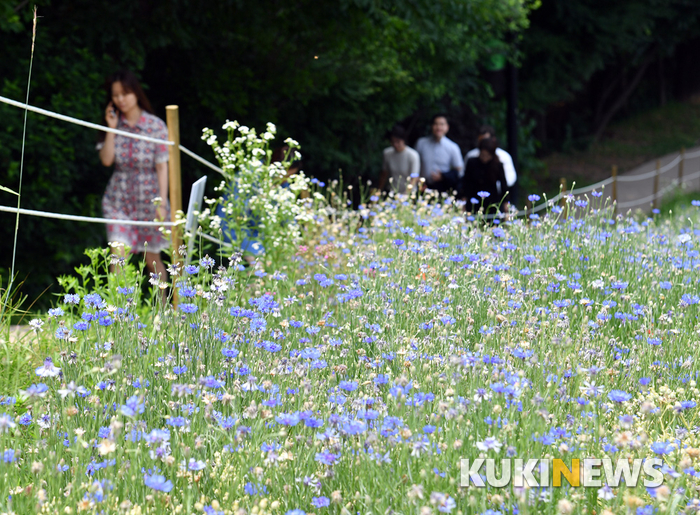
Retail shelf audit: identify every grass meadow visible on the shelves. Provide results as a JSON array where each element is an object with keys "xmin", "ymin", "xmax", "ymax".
[{"xmin": 1, "ymin": 188, "xmax": 700, "ymax": 515}]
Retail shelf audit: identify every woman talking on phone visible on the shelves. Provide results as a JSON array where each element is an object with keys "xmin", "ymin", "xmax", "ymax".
[{"xmin": 97, "ymin": 70, "xmax": 169, "ymax": 280}]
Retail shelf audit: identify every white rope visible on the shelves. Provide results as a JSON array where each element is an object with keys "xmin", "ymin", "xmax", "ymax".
[
  {"xmin": 0, "ymin": 95, "xmax": 229, "ymax": 176},
  {"xmin": 683, "ymin": 149, "xmax": 700, "ymax": 159},
  {"xmin": 179, "ymin": 145, "xmax": 224, "ymax": 174},
  {"xmin": 617, "ymin": 156, "xmax": 681, "ymax": 182},
  {"xmin": 617, "ymin": 184, "xmax": 676, "ymax": 209},
  {"xmin": 200, "ymin": 232, "xmax": 232, "ymax": 247},
  {"xmin": 616, "ymin": 169, "xmax": 700, "ymax": 209},
  {"xmin": 680, "ymin": 170, "xmax": 700, "ymax": 182},
  {"xmin": 0, "ymin": 205, "xmax": 183, "ymax": 226},
  {"xmin": 570, "ymin": 176, "xmax": 615, "ymax": 194},
  {"xmin": 0, "ymin": 95, "xmax": 174, "ymax": 146}
]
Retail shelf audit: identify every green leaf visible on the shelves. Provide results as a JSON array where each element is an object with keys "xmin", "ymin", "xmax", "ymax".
[{"xmin": 0, "ymin": 185, "xmax": 18, "ymax": 196}]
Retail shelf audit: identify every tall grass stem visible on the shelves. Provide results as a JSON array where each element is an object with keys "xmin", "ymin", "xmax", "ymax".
[{"xmin": 1, "ymin": 7, "xmax": 38, "ymax": 323}]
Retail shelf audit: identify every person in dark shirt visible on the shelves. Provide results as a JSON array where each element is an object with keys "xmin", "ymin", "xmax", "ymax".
[{"xmin": 460, "ymin": 136, "xmax": 509, "ymax": 214}]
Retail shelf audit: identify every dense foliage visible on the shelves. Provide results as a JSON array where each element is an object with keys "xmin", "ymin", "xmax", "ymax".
[
  {"xmin": 0, "ymin": 0, "xmax": 533, "ymax": 309},
  {"xmin": 2, "ymin": 189, "xmax": 700, "ymax": 512},
  {"xmin": 519, "ymin": 0, "xmax": 700, "ymax": 148}
]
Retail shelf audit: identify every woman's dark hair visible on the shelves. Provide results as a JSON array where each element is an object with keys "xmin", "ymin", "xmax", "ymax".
[
  {"xmin": 478, "ymin": 124, "xmax": 495, "ymax": 137},
  {"xmin": 478, "ymin": 136, "xmax": 503, "ymax": 183},
  {"xmin": 105, "ymin": 69, "xmax": 154, "ymax": 115},
  {"xmin": 99, "ymin": 70, "xmax": 154, "ymax": 142}
]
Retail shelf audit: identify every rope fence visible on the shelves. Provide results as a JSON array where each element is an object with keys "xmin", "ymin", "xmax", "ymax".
[
  {"xmin": 2, "ymin": 94, "xmax": 700, "ymax": 231},
  {"xmin": 0, "ymin": 205, "xmax": 181, "ymax": 226}
]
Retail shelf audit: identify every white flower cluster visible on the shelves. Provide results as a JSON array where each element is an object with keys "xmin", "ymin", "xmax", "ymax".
[{"xmin": 199, "ymin": 122, "xmax": 328, "ymax": 255}]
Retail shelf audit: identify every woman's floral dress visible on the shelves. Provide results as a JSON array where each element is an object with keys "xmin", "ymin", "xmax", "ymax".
[{"xmin": 99, "ymin": 112, "xmax": 170, "ymax": 253}]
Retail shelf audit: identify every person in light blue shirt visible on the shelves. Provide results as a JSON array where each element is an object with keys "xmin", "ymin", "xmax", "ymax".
[{"xmin": 415, "ymin": 114, "xmax": 464, "ymax": 193}]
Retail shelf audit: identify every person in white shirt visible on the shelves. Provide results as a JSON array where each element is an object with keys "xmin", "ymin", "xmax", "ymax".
[
  {"xmin": 415, "ymin": 114, "xmax": 464, "ymax": 193},
  {"xmin": 378, "ymin": 125, "xmax": 420, "ymax": 194},
  {"xmin": 465, "ymin": 125, "xmax": 517, "ymax": 203}
]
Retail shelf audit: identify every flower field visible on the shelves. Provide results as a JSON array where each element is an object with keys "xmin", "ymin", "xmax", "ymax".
[{"xmin": 3, "ymin": 191, "xmax": 700, "ymax": 515}]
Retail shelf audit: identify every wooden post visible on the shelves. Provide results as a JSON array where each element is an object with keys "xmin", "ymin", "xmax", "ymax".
[
  {"xmin": 560, "ymin": 177, "xmax": 568, "ymax": 217},
  {"xmin": 679, "ymin": 147, "xmax": 685, "ymax": 183},
  {"xmin": 653, "ymin": 159, "xmax": 660, "ymax": 211},
  {"xmin": 611, "ymin": 165, "xmax": 618, "ymax": 214},
  {"xmin": 166, "ymin": 105, "xmax": 183, "ymax": 307}
]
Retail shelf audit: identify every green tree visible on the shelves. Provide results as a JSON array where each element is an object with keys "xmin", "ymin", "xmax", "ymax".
[
  {"xmin": 0, "ymin": 0, "xmax": 535, "ymax": 308},
  {"xmin": 519, "ymin": 0, "xmax": 700, "ymax": 144}
]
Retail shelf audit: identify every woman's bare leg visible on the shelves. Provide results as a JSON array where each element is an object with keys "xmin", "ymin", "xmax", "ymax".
[{"xmin": 145, "ymin": 251, "xmax": 169, "ymax": 303}]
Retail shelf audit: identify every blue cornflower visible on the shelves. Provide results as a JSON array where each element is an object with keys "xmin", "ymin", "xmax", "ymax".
[
  {"xmin": 184, "ymin": 265, "xmax": 199, "ymax": 275},
  {"xmin": 608, "ymin": 390, "xmax": 632, "ymax": 403},
  {"xmin": 244, "ymin": 482, "xmax": 268, "ymax": 495},
  {"xmin": 73, "ymin": 321, "xmax": 90, "ymax": 331},
  {"xmin": 84, "ymin": 293, "xmax": 104, "ymax": 309},
  {"xmin": 166, "ymin": 417, "xmax": 188, "ymax": 427},
  {"xmin": 275, "ymin": 412, "xmax": 301, "ymax": 426},
  {"xmin": 200, "ymin": 256, "xmax": 215, "ymax": 269},
  {"xmin": 179, "ymin": 303, "xmax": 198, "ymax": 314},
  {"xmin": 143, "ymin": 474, "xmax": 173, "ymax": 492},
  {"xmin": 680, "ymin": 400, "xmax": 697, "ymax": 410},
  {"xmin": 21, "ymin": 383, "xmax": 49, "ymax": 399},
  {"xmin": 48, "ymin": 308, "xmax": 64, "ymax": 318},
  {"xmin": 650, "ymin": 442, "xmax": 674, "ymax": 455},
  {"xmin": 338, "ymin": 381, "xmax": 358, "ymax": 391},
  {"xmin": 528, "ymin": 194, "xmax": 541, "ymax": 202},
  {"xmin": 36, "ymin": 357, "xmax": 61, "ymax": 378},
  {"xmin": 341, "ymin": 419, "xmax": 366, "ymax": 435},
  {"xmin": 63, "ymin": 293, "xmax": 80, "ymax": 305},
  {"xmin": 179, "ymin": 286, "xmax": 197, "ymax": 298},
  {"xmin": 311, "ymin": 497, "xmax": 330, "ymax": 508},
  {"xmin": 200, "ymin": 376, "xmax": 224, "ymax": 389},
  {"xmin": 221, "ymin": 347, "xmax": 239, "ymax": 358},
  {"xmin": 187, "ymin": 459, "xmax": 206, "ymax": 471},
  {"xmin": 315, "ymin": 450, "xmax": 340, "ymax": 465},
  {"xmin": 249, "ymin": 318, "xmax": 267, "ymax": 333},
  {"xmin": 120, "ymin": 395, "xmax": 145, "ymax": 417},
  {"xmin": 477, "ymin": 191, "xmax": 490, "ymax": 198},
  {"xmin": 54, "ymin": 327, "xmax": 72, "ymax": 340},
  {"xmin": 3, "ymin": 449, "xmax": 16, "ymax": 463}
]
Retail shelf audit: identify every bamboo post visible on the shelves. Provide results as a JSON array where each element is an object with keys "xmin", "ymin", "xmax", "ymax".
[
  {"xmin": 560, "ymin": 177, "xmax": 568, "ymax": 217},
  {"xmin": 611, "ymin": 165, "xmax": 618, "ymax": 214},
  {"xmin": 653, "ymin": 159, "xmax": 660, "ymax": 211},
  {"xmin": 166, "ymin": 105, "xmax": 183, "ymax": 307},
  {"xmin": 679, "ymin": 147, "xmax": 685, "ymax": 184}
]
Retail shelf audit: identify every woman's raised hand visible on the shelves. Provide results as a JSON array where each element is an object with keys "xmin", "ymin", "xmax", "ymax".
[{"xmin": 105, "ymin": 102, "xmax": 118, "ymax": 129}]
